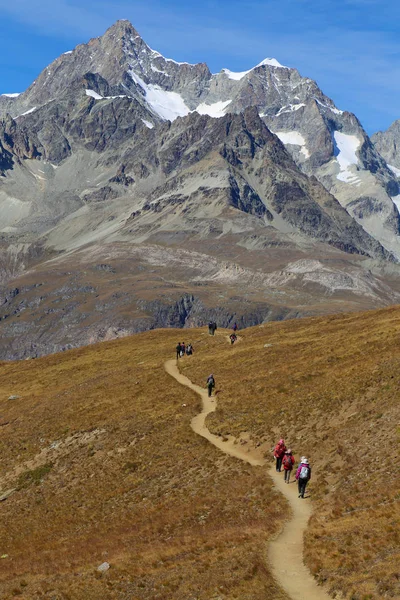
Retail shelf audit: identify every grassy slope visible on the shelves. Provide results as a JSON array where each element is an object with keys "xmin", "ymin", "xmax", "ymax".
[
  {"xmin": 0, "ymin": 306, "xmax": 399, "ymax": 599},
  {"xmin": 181, "ymin": 308, "xmax": 400, "ymax": 600},
  {"xmin": 0, "ymin": 330, "xmax": 289, "ymax": 600}
]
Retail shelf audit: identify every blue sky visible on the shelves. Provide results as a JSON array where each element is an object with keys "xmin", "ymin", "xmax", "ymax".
[{"xmin": 0, "ymin": 0, "xmax": 399, "ymax": 134}]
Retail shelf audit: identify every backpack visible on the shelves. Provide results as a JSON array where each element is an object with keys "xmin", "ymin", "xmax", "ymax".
[
  {"xmin": 283, "ymin": 454, "xmax": 292, "ymax": 469},
  {"xmin": 207, "ymin": 377, "xmax": 215, "ymax": 387},
  {"xmin": 299, "ymin": 465, "xmax": 310, "ymax": 479}
]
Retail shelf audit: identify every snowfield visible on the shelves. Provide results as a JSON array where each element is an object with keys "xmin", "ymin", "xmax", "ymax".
[
  {"xmin": 195, "ymin": 100, "xmax": 232, "ymax": 118},
  {"xmin": 274, "ymin": 131, "xmax": 310, "ymax": 158},
  {"xmin": 333, "ymin": 131, "xmax": 361, "ymax": 185},
  {"xmin": 129, "ymin": 70, "xmax": 191, "ymax": 121}
]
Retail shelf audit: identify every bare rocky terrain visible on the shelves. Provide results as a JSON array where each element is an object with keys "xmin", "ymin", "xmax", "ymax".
[{"xmin": 1, "ymin": 20, "xmax": 400, "ymax": 358}]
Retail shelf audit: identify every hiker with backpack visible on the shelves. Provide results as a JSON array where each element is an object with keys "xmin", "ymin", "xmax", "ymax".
[
  {"xmin": 295, "ymin": 457, "xmax": 311, "ymax": 498},
  {"xmin": 180, "ymin": 342, "xmax": 186, "ymax": 357},
  {"xmin": 274, "ymin": 439, "xmax": 287, "ymax": 472},
  {"xmin": 206, "ymin": 374, "xmax": 215, "ymax": 397},
  {"xmin": 282, "ymin": 449, "xmax": 295, "ymax": 483},
  {"xmin": 186, "ymin": 343, "xmax": 194, "ymax": 356},
  {"xmin": 176, "ymin": 342, "xmax": 182, "ymax": 359},
  {"xmin": 230, "ymin": 333, "xmax": 237, "ymax": 345}
]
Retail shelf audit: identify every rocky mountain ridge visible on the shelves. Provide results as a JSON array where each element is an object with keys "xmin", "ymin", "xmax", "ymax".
[{"xmin": 2, "ymin": 20, "xmax": 399, "ymax": 254}]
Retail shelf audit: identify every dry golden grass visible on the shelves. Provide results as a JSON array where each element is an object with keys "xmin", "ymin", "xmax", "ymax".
[
  {"xmin": 181, "ymin": 307, "xmax": 400, "ymax": 600},
  {"xmin": 0, "ymin": 330, "xmax": 289, "ymax": 600}
]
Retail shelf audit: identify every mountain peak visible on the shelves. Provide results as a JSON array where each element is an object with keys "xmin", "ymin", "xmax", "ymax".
[
  {"xmin": 104, "ymin": 19, "xmax": 140, "ymax": 37},
  {"xmin": 256, "ymin": 58, "xmax": 289, "ymax": 69}
]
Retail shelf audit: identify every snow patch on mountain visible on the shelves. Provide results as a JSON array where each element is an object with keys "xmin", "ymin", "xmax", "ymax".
[
  {"xmin": 147, "ymin": 47, "xmax": 193, "ymax": 66},
  {"xmin": 274, "ymin": 131, "xmax": 310, "ymax": 158},
  {"xmin": 221, "ymin": 57, "xmax": 289, "ymax": 81},
  {"xmin": 275, "ymin": 104, "xmax": 306, "ymax": 117},
  {"xmin": 222, "ymin": 68, "xmax": 251, "ymax": 81},
  {"xmin": 150, "ymin": 65, "xmax": 170, "ymax": 76},
  {"xmin": 256, "ymin": 58, "xmax": 289, "ymax": 69},
  {"xmin": 391, "ymin": 196, "xmax": 400, "ymax": 213},
  {"xmin": 86, "ymin": 89, "xmax": 128, "ymax": 102},
  {"xmin": 314, "ymin": 98, "xmax": 343, "ymax": 116},
  {"xmin": 16, "ymin": 107, "xmax": 37, "ymax": 118},
  {"xmin": 195, "ymin": 100, "xmax": 232, "ymax": 118},
  {"xmin": 142, "ymin": 119, "xmax": 154, "ymax": 129},
  {"xmin": 129, "ymin": 70, "xmax": 190, "ymax": 121},
  {"xmin": 333, "ymin": 132, "xmax": 361, "ymax": 184},
  {"xmin": 86, "ymin": 89, "xmax": 103, "ymax": 100},
  {"xmin": 388, "ymin": 164, "xmax": 400, "ymax": 178},
  {"xmin": 1, "ymin": 93, "xmax": 21, "ymax": 98}
]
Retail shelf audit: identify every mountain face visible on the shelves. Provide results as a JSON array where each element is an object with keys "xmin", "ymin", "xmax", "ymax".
[
  {"xmin": 372, "ymin": 120, "xmax": 400, "ymax": 176},
  {"xmin": 1, "ymin": 20, "xmax": 400, "ymax": 358},
  {"xmin": 2, "ymin": 20, "xmax": 399, "ymax": 254}
]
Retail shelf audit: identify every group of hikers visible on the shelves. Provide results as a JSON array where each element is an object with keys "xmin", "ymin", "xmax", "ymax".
[
  {"xmin": 173, "ymin": 330, "xmax": 312, "ymax": 499},
  {"xmin": 176, "ymin": 342, "xmax": 194, "ymax": 359},
  {"xmin": 274, "ymin": 438, "xmax": 311, "ymax": 498}
]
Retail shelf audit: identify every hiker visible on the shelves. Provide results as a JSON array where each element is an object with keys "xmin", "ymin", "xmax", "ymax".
[
  {"xmin": 186, "ymin": 343, "xmax": 193, "ymax": 356},
  {"xmin": 176, "ymin": 342, "xmax": 182, "ymax": 359},
  {"xmin": 230, "ymin": 333, "xmax": 237, "ymax": 345},
  {"xmin": 296, "ymin": 457, "xmax": 311, "ymax": 498},
  {"xmin": 233, "ymin": 322, "xmax": 238, "ymax": 332},
  {"xmin": 274, "ymin": 439, "xmax": 287, "ymax": 472},
  {"xmin": 180, "ymin": 342, "xmax": 186, "ymax": 357},
  {"xmin": 208, "ymin": 322, "xmax": 214, "ymax": 335},
  {"xmin": 206, "ymin": 374, "xmax": 215, "ymax": 397},
  {"xmin": 210, "ymin": 321, "xmax": 217, "ymax": 335},
  {"xmin": 282, "ymin": 449, "xmax": 295, "ymax": 483}
]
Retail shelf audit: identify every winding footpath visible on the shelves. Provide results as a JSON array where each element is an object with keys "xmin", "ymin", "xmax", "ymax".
[{"xmin": 165, "ymin": 359, "xmax": 332, "ymax": 600}]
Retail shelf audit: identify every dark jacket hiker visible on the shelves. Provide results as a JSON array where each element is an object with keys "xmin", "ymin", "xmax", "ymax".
[{"xmin": 206, "ymin": 374, "xmax": 215, "ymax": 397}]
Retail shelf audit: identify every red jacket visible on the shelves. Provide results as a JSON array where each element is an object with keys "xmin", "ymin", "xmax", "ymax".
[
  {"xmin": 282, "ymin": 454, "xmax": 295, "ymax": 470},
  {"xmin": 274, "ymin": 443, "xmax": 286, "ymax": 458}
]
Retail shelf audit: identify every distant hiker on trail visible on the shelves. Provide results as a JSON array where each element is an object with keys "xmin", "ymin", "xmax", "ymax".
[
  {"xmin": 176, "ymin": 343, "xmax": 182, "ymax": 359},
  {"xmin": 230, "ymin": 333, "xmax": 237, "ymax": 345},
  {"xmin": 208, "ymin": 322, "xmax": 217, "ymax": 336},
  {"xmin": 180, "ymin": 342, "xmax": 186, "ymax": 357},
  {"xmin": 186, "ymin": 343, "xmax": 194, "ymax": 356},
  {"xmin": 233, "ymin": 322, "xmax": 238, "ymax": 332},
  {"xmin": 296, "ymin": 457, "xmax": 311, "ymax": 498},
  {"xmin": 282, "ymin": 449, "xmax": 295, "ymax": 483},
  {"xmin": 274, "ymin": 439, "xmax": 287, "ymax": 472},
  {"xmin": 206, "ymin": 374, "xmax": 215, "ymax": 397}
]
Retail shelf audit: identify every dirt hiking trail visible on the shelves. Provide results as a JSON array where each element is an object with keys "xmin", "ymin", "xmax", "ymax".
[{"xmin": 165, "ymin": 359, "xmax": 332, "ymax": 600}]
